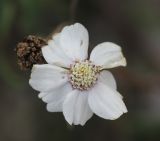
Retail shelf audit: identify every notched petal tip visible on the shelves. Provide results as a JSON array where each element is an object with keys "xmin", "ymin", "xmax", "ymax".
[
  {"xmin": 122, "ymin": 57, "xmax": 127, "ymax": 67},
  {"xmin": 88, "ymin": 82, "xmax": 127, "ymax": 120},
  {"xmin": 90, "ymin": 42, "xmax": 127, "ymax": 69},
  {"xmin": 111, "ymin": 106, "xmax": 128, "ymax": 120},
  {"xmin": 62, "ymin": 90, "xmax": 93, "ymax": 126},
  {"xmin": 46, "ymin": 104, "xmax": 53, "ymax": 112},
  {"xmin": 29, "ymin": 78, "xmax": 38, "ymax": 92}
]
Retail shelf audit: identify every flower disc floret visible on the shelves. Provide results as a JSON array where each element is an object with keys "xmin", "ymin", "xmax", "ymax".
[{"xmin": 69, "ymin": 60, "xmax": 101, "ymax": 90}]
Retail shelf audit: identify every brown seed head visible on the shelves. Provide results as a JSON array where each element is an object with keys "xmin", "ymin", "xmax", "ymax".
[{"xmin": 15, "ymin": 35, "xmax": 47, "ymax": 70}]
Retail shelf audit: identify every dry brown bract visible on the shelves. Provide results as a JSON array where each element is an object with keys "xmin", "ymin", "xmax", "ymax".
[{"xmin": 15, "ymin": 35, "xmax": 47, "ymax": 70}]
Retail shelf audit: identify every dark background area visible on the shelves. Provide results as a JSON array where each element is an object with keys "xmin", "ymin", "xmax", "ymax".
[{"xmin": 1, "ymin": 0, "xmax": 160, "ymax": 141}]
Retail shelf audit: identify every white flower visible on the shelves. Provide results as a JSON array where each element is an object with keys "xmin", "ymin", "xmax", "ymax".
[{"xmin": 29, "ymin": 23, "xmax": 127, "ymax": 126}]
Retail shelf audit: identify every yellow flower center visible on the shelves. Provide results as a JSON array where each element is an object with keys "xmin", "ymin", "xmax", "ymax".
[{"xmin": 69, "ymin": 60, "xmax": 101, "ymax": 90}]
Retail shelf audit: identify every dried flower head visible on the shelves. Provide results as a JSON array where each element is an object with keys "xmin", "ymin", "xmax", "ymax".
[{"xmin": 15, "ymin": 35, "xmax": 47, "ymax": 70}]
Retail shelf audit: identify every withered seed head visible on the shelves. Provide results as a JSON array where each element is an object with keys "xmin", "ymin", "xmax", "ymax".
[{"xmin": 15, "ymin": 35, "xmax": 47, "ymax": 70}]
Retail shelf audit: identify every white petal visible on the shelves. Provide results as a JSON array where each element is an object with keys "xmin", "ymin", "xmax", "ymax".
[
  {"xmin": 60, "ymin": 23, "xmax": 89, "ymax": 60},
  {"xmin": 88, "ymin": 82, "xmax": 127, "ymax": 120},
  {"xmin": 99, "ymin": 70, "xmax": 123, "ymax": 99},
  {"xmin": 40, "ymin": 91, "xmax": 65, "ymax": 112},
  {"xmin": 45, "ymin": 83, "xmax": 72, "ymax": 112},
  {"xmin": 41, "ymin": 83, "xmax": 72, "ymax": 112},
  {"xmin": 40, "ymin": 82, "xmax": 71, "ymax": 103},
  {"xmin": 63, "ymin": 90, "xmax": 93, "ymax": 126},
  {"xmin": 42, "ymin": 34, "xmax": 72, "ymax": 68},
  {"xmin": 29, "ymin": 64, "xmax": 68, "ymax": 92},
  {"xmin": 99, "ymin": 70, "xmax": 117, "ymax": 89},
  {"xmin": 90, "ymin": 42, "xmax": 127, "ymax": 69}
]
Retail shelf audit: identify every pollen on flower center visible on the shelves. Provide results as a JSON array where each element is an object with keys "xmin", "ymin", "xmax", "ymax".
[{"xmin": 69, "ymin": 60, "xmax": 101, "ymax": 91}]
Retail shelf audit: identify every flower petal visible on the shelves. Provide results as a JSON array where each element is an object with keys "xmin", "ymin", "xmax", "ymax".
[
  {"xmin": 45, "ymin": 83, "xmax": 72, "ymax": 112},
  {"xmin": 99, "ymin": 70, "xmax": 117, "ymax": 90},
  {"xmin": 29, "ymin": 64, "xmax": 68, "ymax": 92},
  {"xmin": 60, "ymin": 23, "xmax": 89, "ymax": 60},
  {"xmin": 90, "ymin": 42, "xmax": 127, "ymax": 69},
  {"xmin": 99, "ymin": 70, "xmax": 123, "ymax": 99},
  {"xmin": 39, "ymin": 82, "xmax": 71, "ymax": 103},
  {"xmin": 63, "ymin": 90, "xmax": 93, "ymax": 126},
  {"xmin": 42, "ymin": 34, "xmax": 72, "ymax": 68},
  {"xmin": 40, "ymin": 83, "xmax": 72, "ymax": 112},
  {"xmin": 40, "ymin": 91, "xmax": 65, "ymax": 112},
  {"xmin": 88, "ymin": 82, "xmax": 127, "ymax": 120}
]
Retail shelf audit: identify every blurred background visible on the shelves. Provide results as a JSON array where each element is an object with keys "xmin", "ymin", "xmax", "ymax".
[{"xmin": 1, "ymin": 0, "xmax": 160, "ymax": 141}]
